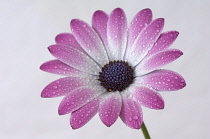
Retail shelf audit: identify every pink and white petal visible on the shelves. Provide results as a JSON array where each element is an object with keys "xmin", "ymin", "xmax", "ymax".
[
  {"xmin": 126, "ymin": 18, "xmax": 164, "ymax": 66},
  {"xmin": 99, "ymin": 92, "xmax": 122, "ymax": 127},
  {"xmin": 146, "ymin": 31, "xmax": 179, "ymax": 58},
  {"xmin": 128, "ymin": 85, "xmax": 164, "ymax": 109},
  {"xmin": 107, "ymin": 8, "xmax": 127, "ymax": 61},
  {"xmin": 48, "ymin": 44, "xmax": 100, "ymax": 75},
  {"xmin": 55, "ymin": 33, "xmax": 85, "ymax": 53},
  {"xmin": 41, "ymin": 77, "xmax": 87, "ymax": 98},
  {"xmin": 135, "ymin": 49, "xmax": 183, "ymax": 75},
  {"xmin": 120, "ymin": 93, "xmax": 143, "ymax": 129},
  {"xmin": 58, "ymin": 82, "xmax": 106, "ymax": 115},
  {"xmin": 125, "ymin": 9, "xmax": 152, "ymax": 57},
  {"xmin": 40, "ymin": 60, "xmax": 90, "ymax": 77},
  {"xmin": 92, "ymin": 10, "xmax": 109, "ymax": 47},
  {"xmin": 70, "ymin": 98, "xmax": 100, "ymax": 129},
  {"xmin": 135, "ymin": 69, "xmax": 186, "ymax": 91},
  {"xmin": 70, "ymin": 19, "xmax": 108, "ymax": 66}
]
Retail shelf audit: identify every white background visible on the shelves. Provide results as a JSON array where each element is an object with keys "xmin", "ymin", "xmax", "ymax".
[{"xmin": 1, "ymin": 0, "xmax": 210, "ymax": 139}]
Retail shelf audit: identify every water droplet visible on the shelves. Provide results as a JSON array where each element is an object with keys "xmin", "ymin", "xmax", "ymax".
[
  {"xmin": 181, "ymin": 79, "xmax": 185, "ymax": 83},
  {"xmin": 133, "ymin": 116, "xmax": 138, "ymax": 120}
]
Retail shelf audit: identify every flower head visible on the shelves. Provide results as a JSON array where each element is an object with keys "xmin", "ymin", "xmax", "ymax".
[{"xmin": 40, "ymin": 8, "xmax": 186, "ymax": 129}]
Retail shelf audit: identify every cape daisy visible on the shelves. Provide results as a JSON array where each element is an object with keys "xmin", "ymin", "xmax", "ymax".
[{"xmin": 40, "ymin": 8, "xmax": 186, "ymax": 129}]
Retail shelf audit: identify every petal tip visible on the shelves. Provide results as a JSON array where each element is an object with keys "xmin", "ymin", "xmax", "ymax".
[
  {"xmin": 175, "ymin": 31, "xmax": 179, "ymax": 36},
  {"xmin": 70, "ymin": 19, "xmax": 79, "ymax": 28},
  {"xmin": 171, "ymin": 31, "xmax": 179, "ymax": 39},
  {"xmin": 143, "ymin": 8, "xmax": 152, "ymax": 13},
  {"xmin": 41, "ymin": 92, "xmax": 45, "ymax": 98},
  {"xmin": 176, "ymin": 49, "xmax": 183, "ymax": 56},
  {"xmin": 93, "ymin": 10, "xmax": 107, "ymax": 16},
  {"xmin": 55, "ymin": 34, "xmax": 61, "ymax": 44},
  {"xmin": 159, "ymin": 103, "xmax": 165, "ymax": 109},
  {"xmin": 114, "ymin": 7, "xmax": 123, "ymax": 11},
  {"xmin": 58, "ymin": 110, "xmax": 64, "ymax": 115},
  {"xmin": 41, "ymin": 90, "xmax": 48, "ymax": 98},
  {"xmin": 70, "ymin": 125, "xmax": 78, "ymax": 130},
  {"xmin": 55, "ymin": 33, "xmax": 69, "ymax": 44},
  {"xmin": 70, "ymin": 119, "xmax": 80, "ymax": 130},
  {"xmin": 159, "ymin": 18, "xmax": 165, "ymax": 23},
  {"xmin": 105, "ymin": 123, "xmax": 112, "ymax": 127},
  {"xmin": 181, "ymin": 79, "xmax": 187, "ymax": 88},
  {"xmin": 48, "ymin": 45, "xmax": 54, "ymax": 52},
  {"xmin": 40, "ymin": 63, "xmax": 44, "ymax": 71},
  {"xmin": 40, "ymin": 62, "xmax": 49, "ymax": 71},
  {"xmin": 102, "ymin": 121, "xmax": 113, "ymax": 127},
  {"xmin": 112, "ymin": 8, "xmax": 125, "ymax": 15},
  {"xmin": 153, "ymin": 18, "xmax": 164, "ymax": 25},
  {"xmin": 58, "ymin": 107, "xmax": 66, "ymax": 115}
]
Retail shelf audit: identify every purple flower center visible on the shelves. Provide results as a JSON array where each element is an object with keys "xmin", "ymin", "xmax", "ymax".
[{"xmin": 99, "ymin": 60, "xmax": 134, "ymax": 92}]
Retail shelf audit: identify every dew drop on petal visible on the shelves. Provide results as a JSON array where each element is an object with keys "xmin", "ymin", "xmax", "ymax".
[
  {"xmin": 53, "ymin": 86, "xmax": 58, "ymax": 89},
  {"xmin": 133, "ymin": 115, "xmax": 139, "ymax": 120}
]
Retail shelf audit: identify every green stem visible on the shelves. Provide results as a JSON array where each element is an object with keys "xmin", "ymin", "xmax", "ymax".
[{"xmin": 141, "ymin": 122, "xmax": 151, "ymax": 139}]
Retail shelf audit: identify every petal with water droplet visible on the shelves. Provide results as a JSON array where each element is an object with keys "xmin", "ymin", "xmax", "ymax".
[
  {"xmin": 129, "ymin": 85, "xmax": 164, "ymax": 109},
  {"xmin": 120, "ymin": 92, "xmax": 143, "ymax": 129},
  {"xmin": 70, "ymin": 19, "xmax": 109, "ymax": 66},
  {"xmin": 55, "ymin": 33, "xmax": 85, "ymax": 53},
  {"xmin": 145, "ymin": 31, "xmax": 179, "ymax": 58},
  {"xmin": 135, "ymin": 49, "xmax": 183, "ymax": 75},
  {"xmin": 99, "ymin": 92, "xmax": 122, "ymax": 127},
  {"xmin": 107, "ymin": 8, "xmax": 127, "ymax": 61},
  {"xmin": 41, "ymin": 77, "xmax": 89, "ymax": 98},
  {"xmin": 40, "ymin": 60, "xmax": 91, "ymax": 77},
  {"xmin": 125, "ymin": 9, "xmax": 152, "ymax": 57},
  {"xmin": 126, "ymin": 18, "xmax": 164, "ymax": 66},
  {"xmin": 92, "ymin": 10, "xmax": 109, "ymax": 47},
  {"xmin": 135, "ymin": 69, "xmax": 186, "ymax": 91},
  {"xmin": 58, "ymin": 83, "xmax": 105, "ymax": 115},
  {"xmin": 70, "ymin": 98, "xmax": 100, "ymax": 129},
  {"xmin": 48, "ymin": 44, "xmax": 100, "ymax": 75}
]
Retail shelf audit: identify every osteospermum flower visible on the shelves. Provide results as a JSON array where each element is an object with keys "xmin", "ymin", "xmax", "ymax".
[{"xmin": 40, "ymin": 8, "xmax": 186, "ymax": 129}]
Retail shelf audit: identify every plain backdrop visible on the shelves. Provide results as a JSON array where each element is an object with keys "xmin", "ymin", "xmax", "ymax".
[{"xmin": 1, "ymin": 0, "xmax": 210, "ymax": 139}]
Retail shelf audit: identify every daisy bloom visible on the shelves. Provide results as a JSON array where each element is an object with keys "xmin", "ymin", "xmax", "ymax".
[{"xmin": 40, "ymin": 8, "xmax": 186, "ymax": 131}]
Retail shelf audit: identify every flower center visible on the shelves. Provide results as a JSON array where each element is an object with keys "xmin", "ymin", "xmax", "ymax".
[{"xmin": 99, "ymin": 60, "xmax": 134, "ymax": 92}]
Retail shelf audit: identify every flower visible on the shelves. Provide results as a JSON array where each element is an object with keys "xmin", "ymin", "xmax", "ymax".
[{"xmin": 40, "ymin": 8, "xmax": 186, "ymax": 129}]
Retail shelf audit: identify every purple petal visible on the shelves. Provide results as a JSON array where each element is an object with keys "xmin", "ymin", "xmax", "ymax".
[
  {"xmin": 99, "ymin": 92, "xmax": 122, "ymax": 127},
  {"xmin": 136, "ymin": 49, "xmax": 183, "ymax": 75},
  {"xmin": 120, "ymin": 94, "xmax": 143, "ymax": 129},
  {"xmin": 107, "ymin": 8, "xmax": 127, "ymax": 61},
  {"xmin": 70, "ymin": 19, "xmax": 108, "ymax": 66},
  {"xmin": 48, "ymin": 44, "xmax": 100, "ymax": 75},
  {"xmin": 92, "ymin": 10, "xmax": 109, "ymax": 47},
  {"xmin": 55, "ymin": 33, "xmax": 85, "ymax": 53},
  {"xmin": 146, "ymin": 31, "xmax": 179, "ymax": 57},
  {"xmin": 40, "ymin": 60, "xmax": 89, "ymax": 77},
  {"xmin": 58, "ymin": 84, "xmax": 105, "ymax": 115},
  {"xmin": 70, "ymin": 98, "xmax": 100, "ymax": 129},
  {"xmin": 41, "ymin": 77, "xmax": 87, "ymax": 98},
  {"xmin": 129, "ymin": 85, "xmax": 164, "ymax": 109},
  {"xmin": 135, "ymin": 69, "xmax": 186, "ymax": 91},
  {"xmin": 125, "ymin": 9, "xmax": 152, "ymax": 57},
  {"xmin": 126, "ymin": 18, "xmax": 164, "ymax": 66}
]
